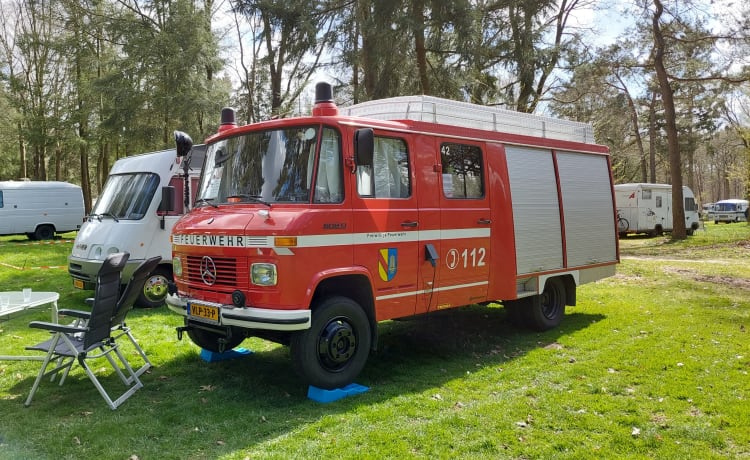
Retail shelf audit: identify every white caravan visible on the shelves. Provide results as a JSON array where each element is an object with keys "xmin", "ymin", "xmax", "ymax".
[
  {"xmin": 711, "ymin": 199, "xmax": 749, "ymax": 223},
  {"xmin": 0, "ymin": 181, "xmax": 84, "ymax": 239},
  {"xmin": 615, "ymin": 183, "xmax": 700, "ymax": 237},
  {"xmin": 68, "ymin": 146, "xmax": 205, "ymax": 307}
]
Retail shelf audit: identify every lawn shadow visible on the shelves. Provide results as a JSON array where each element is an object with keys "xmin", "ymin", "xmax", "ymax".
[{"xmin": 0, "ymin": 304, "xmax": 605, "ymax": 458}]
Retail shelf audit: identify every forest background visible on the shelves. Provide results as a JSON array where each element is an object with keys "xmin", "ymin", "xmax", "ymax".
[{"xmin": 0, "ymin": 0, "xmax": 749, "ymax": 229}]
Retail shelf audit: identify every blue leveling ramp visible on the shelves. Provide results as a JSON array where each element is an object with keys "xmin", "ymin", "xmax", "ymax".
[
  {"xmin": 307, "ymin": 383, "xmax": 370, "ymax": 403},
  {"xmin": 200, "ymin": 347, "xmax": 253, "ymax": 362}
]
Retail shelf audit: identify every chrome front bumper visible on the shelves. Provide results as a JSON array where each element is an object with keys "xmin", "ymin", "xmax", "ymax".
[{"xmin": 166, "ymin": 294, "xmax": 311, "ymax": 331}]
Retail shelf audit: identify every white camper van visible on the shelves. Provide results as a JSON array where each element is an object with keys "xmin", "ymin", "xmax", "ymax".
[
  {"xmin": 68, "ymin": 146, "xmax": 205, "ymax": 307},
  {"xmin": 615, "ymin": 183, "xmax": 700, "ymax": 237},
  {"xmin": 0, "ymin": 181, "xmax": 84, "ymax": 239},
  {"xmin": 712, "ymin": 199, "xmax": 749, "ymax": 223}
]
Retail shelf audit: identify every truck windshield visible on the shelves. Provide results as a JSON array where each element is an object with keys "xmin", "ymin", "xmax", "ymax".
[
  {"xmin": 91, "ymin": 173, "xmax": 160, "ymax": 220},
  {"xmin": 197, "ymin": 125, "xmax": 343, "ymax": 205}
]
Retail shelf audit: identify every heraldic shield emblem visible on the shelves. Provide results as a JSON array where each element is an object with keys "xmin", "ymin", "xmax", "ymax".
[{"xmin": 378, "ymin": 248, "xmax": 397, "ymax": 282}]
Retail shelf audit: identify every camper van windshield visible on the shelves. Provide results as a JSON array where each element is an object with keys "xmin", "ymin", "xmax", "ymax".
[
  {"xmin": 196, "ymin": 126, "xmax": 342, "ymax": 205},
  {"xmin": 91, "ymin": 173, "xmax": 160, "ymax": 220},
  {"xmin": 715, "ymin": 202, "xmax": 737, "ymax": 212}
]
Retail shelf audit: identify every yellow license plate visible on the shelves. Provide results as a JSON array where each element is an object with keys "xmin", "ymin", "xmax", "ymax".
[
  {"xmin": 73, "ymin": 279, "xmax": 84, "ymax": 289},
  {"xmin": 188, "ymin": 302, "xmax": 220, "ymax": 323}
]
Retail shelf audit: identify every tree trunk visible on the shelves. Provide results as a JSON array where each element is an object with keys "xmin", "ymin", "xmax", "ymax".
[
  {"xmin": 18, "ymin": 122, "xmax": 27, "ymax": 180},
  {"xmin": 651, "ymin": 0, "xmax": 686, "ymax": 240},
  {"xmin": 648, "ymin": 92, "xmax": 657, "ymax": 182},
  {"xmin": 412, "ymin": 0, "xmax": 430, "ymax": 95}
]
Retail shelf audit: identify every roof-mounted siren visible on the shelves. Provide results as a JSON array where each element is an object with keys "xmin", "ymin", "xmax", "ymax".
[
  {"xmin": 312, "ymin": 82, "xmax": 338, "ymax": 116},
  {"xmin": 218, "ymin": 107, "xmax": 237, "ymax": 133}
]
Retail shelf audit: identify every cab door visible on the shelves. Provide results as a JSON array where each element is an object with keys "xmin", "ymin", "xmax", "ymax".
[
  {"xmin": 351, "ymin": 132, "xmax": 419, "ymax": 321},
  {"xmin": 433, "ymin": 140, "xmax": 491, "ymax": 309}
]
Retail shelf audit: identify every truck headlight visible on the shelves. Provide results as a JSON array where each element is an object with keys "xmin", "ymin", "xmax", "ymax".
[
  {"xmin": 251, "ymin": 263, "xmax": 277, "ymax": 286},
  {"xmin": 173, "ymin": 256, "xmax": 183, "ymax": 277}
]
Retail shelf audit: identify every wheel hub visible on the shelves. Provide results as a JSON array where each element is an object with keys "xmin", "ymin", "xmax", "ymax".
[
  {"xmin": 319, "ymin": 320, "xmax": 356, "ymax": 366},
  {"xmin": 144, "ymin": 275, "xmax": 168, "ymax": 302}
]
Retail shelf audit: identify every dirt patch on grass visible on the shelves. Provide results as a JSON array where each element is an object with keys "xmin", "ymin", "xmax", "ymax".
[{"xmin": 662, "ymin": 266, "xmax": 750, "ymax": 290}]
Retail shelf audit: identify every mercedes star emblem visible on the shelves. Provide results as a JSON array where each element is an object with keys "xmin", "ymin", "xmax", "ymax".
[{"xmin": 200, "ymin": 256, "xmax": 217, "ymax": 285}]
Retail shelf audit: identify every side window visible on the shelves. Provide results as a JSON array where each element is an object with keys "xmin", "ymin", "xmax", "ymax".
[
  {"xmin": 642, "ymin": 190, "xmax": 652, "ymax": 200},
  {"xmin": 357, "ymin": 136, "xmax": 410, "ymax": 198},
  {"xmin": 440, "ymin": 142, "xmax": 484, "ymax": 199},
  {"xmin": 656, "ymin": 196, "xmax": 662, "ymax": 208},
  {"xmin": 684, "ymin": 197, "xmax": 696, "ymax": 212},
  {"xmin": 0, "ymin": 191, "xmax": 3, "ymax": 208},
  {"xmin": 313, "ymin": 127, "xmax": 343, "ymax": 203}
]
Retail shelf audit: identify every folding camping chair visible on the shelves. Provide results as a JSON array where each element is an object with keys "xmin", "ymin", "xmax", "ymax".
[
  {"xmin": 23, "ymin": 252, "xmax": 143, "ymax": 410},
  {"xmin": 59, "ymin": 256, "xmax": 162, "ymax": 381}
]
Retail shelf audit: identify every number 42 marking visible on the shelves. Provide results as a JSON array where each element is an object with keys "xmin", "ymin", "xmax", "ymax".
[{"xmin": 446, "ymin": 247, "xmax": 486, "ymax": 269}]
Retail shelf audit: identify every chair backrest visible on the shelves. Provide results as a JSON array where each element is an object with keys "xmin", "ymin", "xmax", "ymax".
[
  {"xmin": 84, "ymin": 252, "xmax": 129, "ymax": 350},
  {"xmin": 111, "ymin": 256, "xmax": 162, "ymax": 325}
]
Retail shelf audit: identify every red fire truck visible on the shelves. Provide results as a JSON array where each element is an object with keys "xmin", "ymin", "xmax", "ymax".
[{"xmin": 167, "ymin": 82, "xmax": 619, "ymax": 389}]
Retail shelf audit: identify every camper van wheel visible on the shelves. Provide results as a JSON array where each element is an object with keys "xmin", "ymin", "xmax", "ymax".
[
  {"xmin": 34, "ymin": 225, "xmax": 55, "ymax": 240},
  {"xmin": 525, "ymin": 278, "xmax": 566, "ymax": 331},
  {"xmin": 137, "ymin": 267, "xmax": 171, "ymax": 308},
  {"xmin": 290, "ymin": 296, "xmax": 371, "ymax": 390}
]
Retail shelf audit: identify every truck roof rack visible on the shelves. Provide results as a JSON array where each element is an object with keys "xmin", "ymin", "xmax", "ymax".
[{"xmin": 343, "ymin": 95, "xmax": 594, "ymax": 144}]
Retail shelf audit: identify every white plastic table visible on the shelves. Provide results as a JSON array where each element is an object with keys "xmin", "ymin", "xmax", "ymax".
[{"xmin": 0, "ymin": 291, "xmax": 60, "ymax": 361}]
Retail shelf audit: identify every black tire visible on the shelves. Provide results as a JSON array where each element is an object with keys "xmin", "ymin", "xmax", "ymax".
[
  {"xmin": 187, "ymin": 324, "xmax": 245, "ymax": 352},
  {"xmin": 34, "ymin": 225, "xmax": 55, "ymax": 240},
  {"xmin": 290, "ymin": 296, "xmax": 371, "ymax": 389},
  {"xmin": 136, "ymin": 266, "xmax": 171, "ymax": 308},
  {"xmin": 524, "ymin": 278, "xmax": 566, "ymax": 332}
]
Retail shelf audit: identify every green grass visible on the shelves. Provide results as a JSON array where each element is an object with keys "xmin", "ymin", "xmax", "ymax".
[{"xmin": 1, "ymin": 225, "xmax": 749, "ymax": 459}]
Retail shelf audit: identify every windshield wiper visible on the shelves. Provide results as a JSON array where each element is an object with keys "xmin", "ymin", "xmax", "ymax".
[
  {"xmin": 194, "ymin": 198, "xmax": 218, "ymax": 208},
  {"xmin": 225, "ymin": 194, "xmax": 272, "ymax": 208}
]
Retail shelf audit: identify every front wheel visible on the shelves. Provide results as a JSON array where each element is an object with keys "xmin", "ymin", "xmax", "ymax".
[
  {"xmin": 137, "ymin": 266, "xmax": 171, "ymax": 308},
  {"xmin": 290, "ymin": 296, "xmax": 371, "ymax": 389},
  {"xmin": 525, "ymin": 277, "xmax": 566, "ymax": 331}
]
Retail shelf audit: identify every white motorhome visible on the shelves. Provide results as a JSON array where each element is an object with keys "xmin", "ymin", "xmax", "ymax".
[
  {"xmin": 68, "ymin": 146, "xmax": 205, "ymax": 307},
  {"xmin": 712, "ymin": 199, "xmax": 749, "ymax": 223},
  {"xmin": 615, "ymin": 183, "xmax": 700, "ymax": 237},
  {"xmin": 0, "ymin": 181, "xmax": 84, "ymax": 239}
]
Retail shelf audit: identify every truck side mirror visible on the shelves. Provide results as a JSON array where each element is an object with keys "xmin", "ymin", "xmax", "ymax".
[
  {"xmin": 158, "ymin": 186, "xmax": 175, "ymax": 229},
  {"xmin": 174, "ymin": 131, "xmax": 193, "ymax": 157},
  {"xmin": 160, "ymin": 186, "xmax": 175, "ymax": 212},
  {"xmin": 354, "ymin": 128, "xmax": 374, "ymax": 167}
]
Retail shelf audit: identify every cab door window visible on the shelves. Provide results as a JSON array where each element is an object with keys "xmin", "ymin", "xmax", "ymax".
[{"xmin": 357, "ymin": 136, "xmax": 410, "ymax": 198}]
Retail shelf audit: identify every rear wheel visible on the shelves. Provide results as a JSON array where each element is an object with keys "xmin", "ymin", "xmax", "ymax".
[
  {"xmin": 525, "ymin": 278, "xmax": 566, "ymax": 331},
  {"xmin": 291, "ymin": 296, "xmax": 371, "ymax": 389},
  {"xmin": 34, "ymin": 225, "xmax": 55, "ymax": 240},
  {"xmin": 137, "ymin": 266, "xmax": 171, "ymax": 308}
]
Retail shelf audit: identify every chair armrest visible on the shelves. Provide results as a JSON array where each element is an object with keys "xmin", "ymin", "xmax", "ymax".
[
  {"xmin": 58, "ymin": 309, "xmax": 91, "ymax": 319},
  {"xmin": 29, "ymin": 321, "xmax": 85, "ymax": 334}
]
